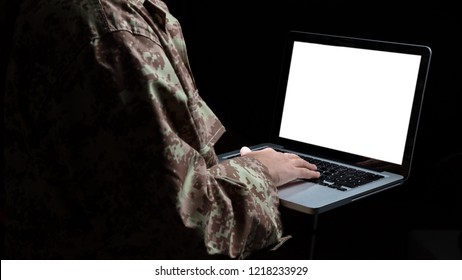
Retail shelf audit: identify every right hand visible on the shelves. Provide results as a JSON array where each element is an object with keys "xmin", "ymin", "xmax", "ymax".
[{"xmin": 240, "ymin": 146, "xmax": 320, "ymax": 187}]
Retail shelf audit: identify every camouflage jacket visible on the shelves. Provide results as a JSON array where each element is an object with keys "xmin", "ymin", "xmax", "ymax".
[{"xmin": 4, "ymin": 0, "xmax": 284, "ymax": 259}]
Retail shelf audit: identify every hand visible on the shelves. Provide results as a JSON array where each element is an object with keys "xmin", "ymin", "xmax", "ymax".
[{"xmin": 240, "ymin": 146, "xmax": 320, "ymax": 187}]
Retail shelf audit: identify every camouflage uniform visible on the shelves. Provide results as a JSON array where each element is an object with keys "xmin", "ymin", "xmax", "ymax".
[{"xmin": 4, "ymin": 0, "xmax": 285, "ymax": 259}]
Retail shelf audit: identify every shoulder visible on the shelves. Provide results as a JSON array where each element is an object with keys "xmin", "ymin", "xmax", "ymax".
[
  {"xmin": 98, "ymin": 0, "xmax": 164, "ymax": 45},
  {"xmin": 15, "ymin": 0, "xmax": 162, "ymax": 45}
]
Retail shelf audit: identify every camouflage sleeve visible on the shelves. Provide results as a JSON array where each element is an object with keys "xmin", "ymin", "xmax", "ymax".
[
  {"xmin": 169, "ymin": 140, "xmax": 285, "ymax": 258},
  {"xmin": 141, "ymin": 48, "xmax": 285, "ymax": 259},
  {"xmin": 206, "ymin": 156, "xmax": 285, "ymax": 258}
]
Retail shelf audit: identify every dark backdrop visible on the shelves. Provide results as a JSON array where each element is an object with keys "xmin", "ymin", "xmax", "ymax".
[
  {"xmin": 168, "ymin": 0, "xmax": 461, "ymax": 162},
  {"xmin": 168, "ymin": 0, "xmax": 462, "ymax": 259}
]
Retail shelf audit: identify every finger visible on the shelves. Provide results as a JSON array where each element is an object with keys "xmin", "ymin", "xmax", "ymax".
[
  {"xmin": 240, "ymin": 146, "xmax": 252, "ymax": 156},
  {"xmin": 284, "ymin": 153, "xmax": 318, "ymax": 169},
  {"xmin": 297, "ymin": 168, "xmax": 321, "ymax": 179},
  {"xmin": 292, "ymin": 158, "xmax": 317, "ymax": 171}
]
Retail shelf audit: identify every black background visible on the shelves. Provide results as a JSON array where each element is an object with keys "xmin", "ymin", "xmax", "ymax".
[
  {"xmin": 3, "ymin": 0, "xmax": 461, "ymax": 259},
  {"xmin": 165, "ymin": 0, "xmax": 461, "ymax": 161},
  {"xmin": 167, "ymin": 0, "xmax": 462, "ymax": 259}
]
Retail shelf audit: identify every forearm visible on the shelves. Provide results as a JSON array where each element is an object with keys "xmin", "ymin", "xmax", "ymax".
[{"xmin": 170, "ymin": 141, "xmax": 283, "ymax": 258}]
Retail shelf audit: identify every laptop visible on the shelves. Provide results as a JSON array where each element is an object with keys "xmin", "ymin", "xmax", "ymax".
[{"xmin": 218, "ymin": 31, "xmax": 432, "ymax": 215}]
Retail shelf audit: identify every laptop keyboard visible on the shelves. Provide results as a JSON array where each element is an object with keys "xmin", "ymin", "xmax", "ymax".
[{"xmin": 300, "ymin": 155, "xmax": 384, "ymax": 191}]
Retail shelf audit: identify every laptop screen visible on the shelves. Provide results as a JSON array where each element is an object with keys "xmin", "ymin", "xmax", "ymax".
[
  {"xmin": 273, "ymin": 31, "xmax": 431, "ymax": 177},
  {"xmin": 279, "ymin": 41, "xmax": 421, "ymax": 165}
]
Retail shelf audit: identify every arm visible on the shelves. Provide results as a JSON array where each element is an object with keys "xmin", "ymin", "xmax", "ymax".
[{"xmin": 63, "ymin": 30, "xmax": 285, "ymax": 258}]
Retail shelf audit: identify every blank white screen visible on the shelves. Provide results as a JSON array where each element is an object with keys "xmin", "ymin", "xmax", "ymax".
[{"xmin": 279, "ymin": 42, "xmax": 421, "ymax": 165}]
